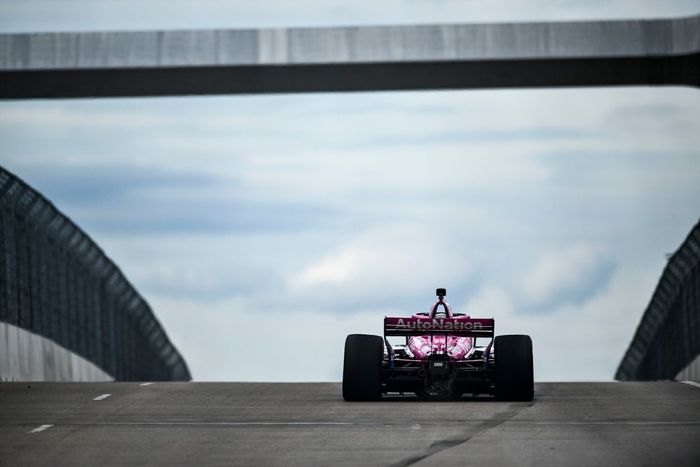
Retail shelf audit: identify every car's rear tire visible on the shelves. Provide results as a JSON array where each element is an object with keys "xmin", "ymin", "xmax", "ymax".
[
  {"xmin": 495, "ymin": 334, "xmax": 534, "ymax": 401},
  {"xmin": 342, "ymin": 334, "xmax": 384, "ymax": 401}
]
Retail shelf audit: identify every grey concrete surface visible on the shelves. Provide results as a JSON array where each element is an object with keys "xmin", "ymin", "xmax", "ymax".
[
  {"xmin": 1, "ymin": 15, "xmax": 698, "ymax": 98},
  {"xmin": 1, "ymin": 382, "xmax": 698, "ymax": 466},
  {"xmin": 0, "ymin": 323, "xmax": 113, "ymax": 382}
]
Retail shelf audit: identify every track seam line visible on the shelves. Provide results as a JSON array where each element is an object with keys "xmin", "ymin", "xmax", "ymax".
[
  {"xmin": 388, "ymin": 404, "xmax": 529, "ymax": 467},
  {"xmin": 45, "ymin": 421, "xmax": 354, "ymax": 426}
]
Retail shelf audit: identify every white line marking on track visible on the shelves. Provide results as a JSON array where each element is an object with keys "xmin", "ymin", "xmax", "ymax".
[
  {"xmin": 139, "ymin": 383, "xmax": 154, "ymax": 386},
  {"xmin": 28, "ymin": 424, "xmax": 53, "ymax": 433},
  {"xmin": 680, "ymin": 381, "xmax": 700, "ymax": 389},
  {"xmin": 508, "ymin": 420, "xmax": 700, "ymax": 426},
  {"xmin": 93, "ymin": 393, "xmax": 112, "ymax": 401},
  {"xmin": 88, "ymin": 421, "xmax": 352, "ymax": 426}
]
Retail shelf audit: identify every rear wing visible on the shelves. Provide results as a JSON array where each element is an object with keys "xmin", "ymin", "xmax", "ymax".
[{"xmin": 384, "ymin": 317, "xmax": 494, "ymax": 338}]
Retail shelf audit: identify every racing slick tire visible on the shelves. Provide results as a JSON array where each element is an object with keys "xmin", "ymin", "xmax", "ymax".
[
  {"xmin": 343, "ymin": 334, "xmax": 384, "ymax": 401},
  {"xmin": 494, "ymin": 334, "xmax": 534, "ymax": 402}
]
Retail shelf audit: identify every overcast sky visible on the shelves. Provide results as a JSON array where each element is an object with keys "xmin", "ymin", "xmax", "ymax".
[{"xmin": 1, "ymin": 1, "xmax": 699, "ymax": 381}]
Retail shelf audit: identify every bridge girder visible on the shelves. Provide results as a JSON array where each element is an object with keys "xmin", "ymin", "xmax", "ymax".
[{"xmin": 1, "ymin": 15, "xmax": 698, "ymax": 99}]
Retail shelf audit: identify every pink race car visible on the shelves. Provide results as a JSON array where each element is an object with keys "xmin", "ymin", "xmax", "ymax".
[{"xmin": 343, "ymin": 288, "xmax": 534, "ymax": 401}]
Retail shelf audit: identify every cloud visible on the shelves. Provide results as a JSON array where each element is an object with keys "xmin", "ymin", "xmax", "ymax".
[
  {"xmin": 463, "ymin": 286, "xmax": 514, "ymax": 317},
  {"xmin": 0, "ymin": 107, "xmax": 173, "ymax": 128},
  {"xmin": 1, "ymin": 0, "xmax": 698, "ymax": 33},
  {"xmin": 1, "ymin": 161, "xmax": 346, "ymax": 236},
  {"xmin": 151, "ymin": 262, "xmax": 657, "ymax": 382},
  {"xmin": 73, "ymin": 198, "xmax": 344, "ymax": 235},
  {"xmin": 294, "ymin": 248, "xmax": 359, "ymax": 286},
  {"xmin": 286, "ymin": 224, "xmax": 481, "ymax": 311},
  {"xmin": 150, "ymin": 296, "xmax": 387, "ymax": 381},
  {"xmin": 461, "ymin": 264, "xmax": 657, "ymax": 381},
  {"xmin": 13, "ymin": 162, "xmax": 220, "ymax": 204},
  {"xmin": 518, "ymin": 243, "xmax": 615, "ymax": 311}
]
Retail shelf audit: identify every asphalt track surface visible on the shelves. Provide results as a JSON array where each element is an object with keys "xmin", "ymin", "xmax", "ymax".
[{"xmin": 1, "ymin": 382, "xmax": 699, "ymax": 466}]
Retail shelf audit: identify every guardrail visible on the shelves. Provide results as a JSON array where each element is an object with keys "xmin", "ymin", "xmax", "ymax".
[
  {"xmin": 0, "ymin": 166, "xmax": 190, "ymax": 381},
  {"xmin": 616, "ymin": 219, "xmax": 700, "ymax": 381}
]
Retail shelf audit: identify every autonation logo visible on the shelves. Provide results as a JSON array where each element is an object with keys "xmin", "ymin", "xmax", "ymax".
[{"xmin": 393, "ymin": 318, "xmax": 484, "ymax": 331}]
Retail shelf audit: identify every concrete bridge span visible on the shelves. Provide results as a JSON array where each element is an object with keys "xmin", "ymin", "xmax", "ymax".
[{"xmin": 1, "ymin": 14, "xmax": 698, "ymax": 99}]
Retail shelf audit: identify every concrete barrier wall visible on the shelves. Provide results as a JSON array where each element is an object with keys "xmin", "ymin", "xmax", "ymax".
[
  {"xmin": 676, "ymin": 353, "xmax": 700, "ymax": 382},
  {"xmin": 0, "ymin": 322, "xmax": 112, "ymax": 382}
]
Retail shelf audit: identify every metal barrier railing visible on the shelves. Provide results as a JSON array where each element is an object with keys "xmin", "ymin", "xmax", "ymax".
[
  {"xmin": 615, "ymin": 218, "xmax": 700, "ymax": 380},
  {"xmin": 0, "ymin": 166, "xmax": 190, "ymax": 381}
]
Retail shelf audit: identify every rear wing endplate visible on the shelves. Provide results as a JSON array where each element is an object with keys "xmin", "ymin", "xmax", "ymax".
[{"xmin": 384, "ymin": 317, "xmax": 494, "ymax": 338}]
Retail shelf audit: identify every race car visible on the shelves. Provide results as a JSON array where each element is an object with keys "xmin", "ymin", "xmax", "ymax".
[{"xmin": 342, "ymin": 288, "xmax": 534, "ymax": 401}]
